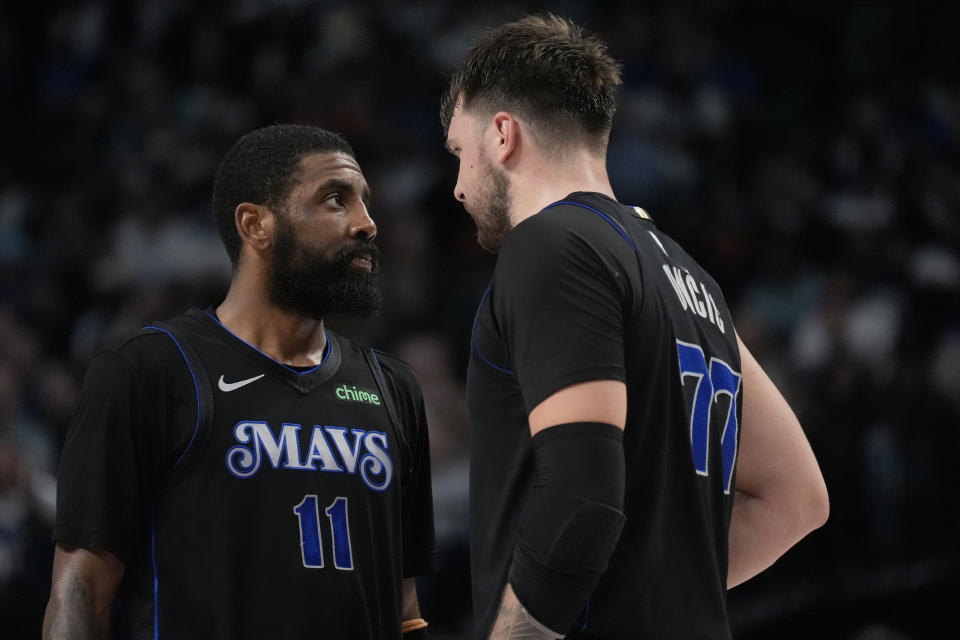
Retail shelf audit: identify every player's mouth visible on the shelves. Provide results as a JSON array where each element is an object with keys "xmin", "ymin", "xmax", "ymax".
[{"xmin": 350, "ymin": 251, "xmax": 374, "ymax": 272}]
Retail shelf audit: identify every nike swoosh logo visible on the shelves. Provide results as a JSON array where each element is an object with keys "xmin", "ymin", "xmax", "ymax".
[{"xmin": 218, "ymin": 374, "xmax": 265, "ymax": 392}]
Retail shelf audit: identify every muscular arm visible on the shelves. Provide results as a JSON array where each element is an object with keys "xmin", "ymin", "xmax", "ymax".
[
  {"xmin": 727, "ymin": 334, "xmax": 829, "ymax": 588},
  {"xmin": 488, "ymin": 380, "xmax": 627, "ymax": 639},
  {"xmin": 43, "ymin": 544, "xmax": 125, "ymax": 640},
  {"xmin": 484, "ymin": 213, "xmax": 635, "ymax": 637},
  {"xmin": 527, "ymin": 380, "xmax": 627, "ymax": 436}
]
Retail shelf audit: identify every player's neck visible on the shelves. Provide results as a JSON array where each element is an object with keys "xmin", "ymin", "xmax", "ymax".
[
  {"xmin": 509, "ymin": 151, "xmax": 615, "ymax": 227},
  {"xmin": 216, "ymin": 273, "xmax": 328, "ymax": 367}
]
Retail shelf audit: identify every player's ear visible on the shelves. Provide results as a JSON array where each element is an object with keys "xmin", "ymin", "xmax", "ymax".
[
  {"xmin": 235, "ymin": 202, "xmax": 275, "ymax": 254},
  {"xmin": 491, "ymin": 112, "xmax": 519, "ymax": 165}
]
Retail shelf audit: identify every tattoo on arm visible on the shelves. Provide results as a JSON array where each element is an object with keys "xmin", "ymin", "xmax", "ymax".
[
  {"xmin": 488, "ymin": 584, "xmax": 562, "ymax": 640},
  {"xmin": 44, "ymin": 569, "xmax": 108, "ymax": 640}
]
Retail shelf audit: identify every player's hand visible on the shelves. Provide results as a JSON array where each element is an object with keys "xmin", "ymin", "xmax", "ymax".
[{"xmin": 488, "ymin": 583, "xmax": 563, "ymax": 640}]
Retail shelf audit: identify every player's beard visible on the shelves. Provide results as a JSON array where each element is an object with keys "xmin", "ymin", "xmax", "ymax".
[
  {"xmin": 268, "ymin": 217, "xmax": 382, "ymax": 320},
  {"xmin": 469, "ymin": 155, "xmax": 513, "ymax": 252}
]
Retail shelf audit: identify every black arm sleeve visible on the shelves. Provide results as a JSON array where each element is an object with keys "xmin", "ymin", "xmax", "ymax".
[
  {"xmin": 376, "ymin": 353, "xmax": 438, "ymax": 577},
  {"xmin": 508, "ymin": 422, "xmax": 626, "ymax": 634},
  {"xmin": 492, "ymin": 207, "xmax": 633, "ymax": 413}
]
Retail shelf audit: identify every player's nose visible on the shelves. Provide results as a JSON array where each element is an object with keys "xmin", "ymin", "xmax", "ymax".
[
  {"xmin": 453, "ymin": 177, "xmax": 466, "ymax": 203},
  {"xmin": 350, "ymin": 202, "xmax": 377, "ymax": 240}
]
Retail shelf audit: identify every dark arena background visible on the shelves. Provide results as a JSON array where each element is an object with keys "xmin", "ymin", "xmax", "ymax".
[{"xmin": 1, "ymin": 1, "xmax": 958, "ymax": 638}]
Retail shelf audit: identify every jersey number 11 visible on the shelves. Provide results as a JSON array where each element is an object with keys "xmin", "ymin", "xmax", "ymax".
[{"xmin": 292, "ymin": 495, "xmax": 355, "ymax": 570}]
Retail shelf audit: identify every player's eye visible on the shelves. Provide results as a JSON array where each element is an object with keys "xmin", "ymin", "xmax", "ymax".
[{"xmin": 326, "ymin": 192, "xmax": 346, "ymax": 207}]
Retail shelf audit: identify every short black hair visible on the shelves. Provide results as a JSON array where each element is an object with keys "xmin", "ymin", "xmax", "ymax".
[
  {"xmin": 212, "ymin": 124, "xmax": 355, "ymax": 265},
  {"xmin": 440, "ymin": 13, "xmax": 622, "ymax": 154}
]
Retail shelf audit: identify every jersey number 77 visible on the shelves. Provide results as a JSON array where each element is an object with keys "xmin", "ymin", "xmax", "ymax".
[{"xmin": 676, "ymin": 340, "xmax": 742, "ymax": 494}]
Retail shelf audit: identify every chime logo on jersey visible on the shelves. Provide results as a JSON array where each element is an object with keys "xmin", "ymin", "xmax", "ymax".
[
  {"xmin": 225, "ymin": 421, "xmax": 393, "ymax": 490},
  {"xmin": 334, "ymin": 383, "xmax": 382, "ymax": 406}
]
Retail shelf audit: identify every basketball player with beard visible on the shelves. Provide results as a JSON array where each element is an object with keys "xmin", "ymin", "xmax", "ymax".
[
  {"xmin": 43, "ymin": 125, "xmax": 436, "ymax": 639},
  {"xmin": 442, "ymin": 15, "xmax": 829, "ymax": 640}
]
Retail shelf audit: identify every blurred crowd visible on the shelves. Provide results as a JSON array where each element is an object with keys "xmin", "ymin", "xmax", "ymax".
[{"xmin": 1, "ymin": 1, "xmax": 958, "ymax": 638}]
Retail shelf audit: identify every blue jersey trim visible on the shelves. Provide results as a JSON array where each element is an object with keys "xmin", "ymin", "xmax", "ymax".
[
  {"xmin": 369, "ymin": 348, "xmax": 385, "ymax": 377},
  {"xmin": 542, "ymin": 200, "xmax": 639, "ymax": 252},
  {"xmin": 580, "ymin": 597, "xmax": 592, "ymax": 632},
  {"xmin": 143, "ymin": 325, "xmax": 200, "ymax": 471},
  {"xmin": 151, "ymin": 506, "xmax": 159, "ymax": 640},
  {"xmin": 202, "ymin": 310, "xmax": 331, "ymax": 374},
  {"xmin": 472, "ymin": 288, "xmax": 514, "ymax": 375}
]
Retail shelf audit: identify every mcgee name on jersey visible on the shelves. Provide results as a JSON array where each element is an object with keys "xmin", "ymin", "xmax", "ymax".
[{"xmin": 225, "ymin": 421, "xmax": 393, "ymax": 491}]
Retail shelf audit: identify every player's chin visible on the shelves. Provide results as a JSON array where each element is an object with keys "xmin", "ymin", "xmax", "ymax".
[
  {"xmin": 335, "ymin": 274, "xmax": 383, "ymax": 317},
  {"xmin": 476, "ymin": 226, "xmax": 507, "ymax": 253},
  {"xmin": 340, "ymin": 292, "xmax": 382, "ymax": 318}
]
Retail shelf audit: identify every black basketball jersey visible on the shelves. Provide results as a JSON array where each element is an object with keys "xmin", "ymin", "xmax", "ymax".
[
  {"xmin": 55, "ymin": 308, "xmax": 436, "ymax": 639},
  {"xmin": 467, "ymin": 192, "xmax": 741, "ymax": 639}
]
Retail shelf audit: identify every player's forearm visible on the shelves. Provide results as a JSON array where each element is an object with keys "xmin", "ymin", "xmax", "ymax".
[
  {"xmin": 488, "ymin": 583, "xmax": 562, "ymax": 640},
  {"xmin": 400, "ymin": 577, "xmax": 431, "ymax": 637},
  {"xmin": 42, "ymin": 572, "xmax": 111, "ymax": 640},
  {"xmin": 726, "ymin": 488, "xmax": 826, "ymax": 588}
]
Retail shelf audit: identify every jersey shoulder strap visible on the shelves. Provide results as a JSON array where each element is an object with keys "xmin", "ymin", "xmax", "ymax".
[
  {"xmin": 142, "ymin": 313, "xmax": 215, "ymax": 489},
  {"xmin": 361, "ymin": 346, "xmax": 415, "ymax": 491}
]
